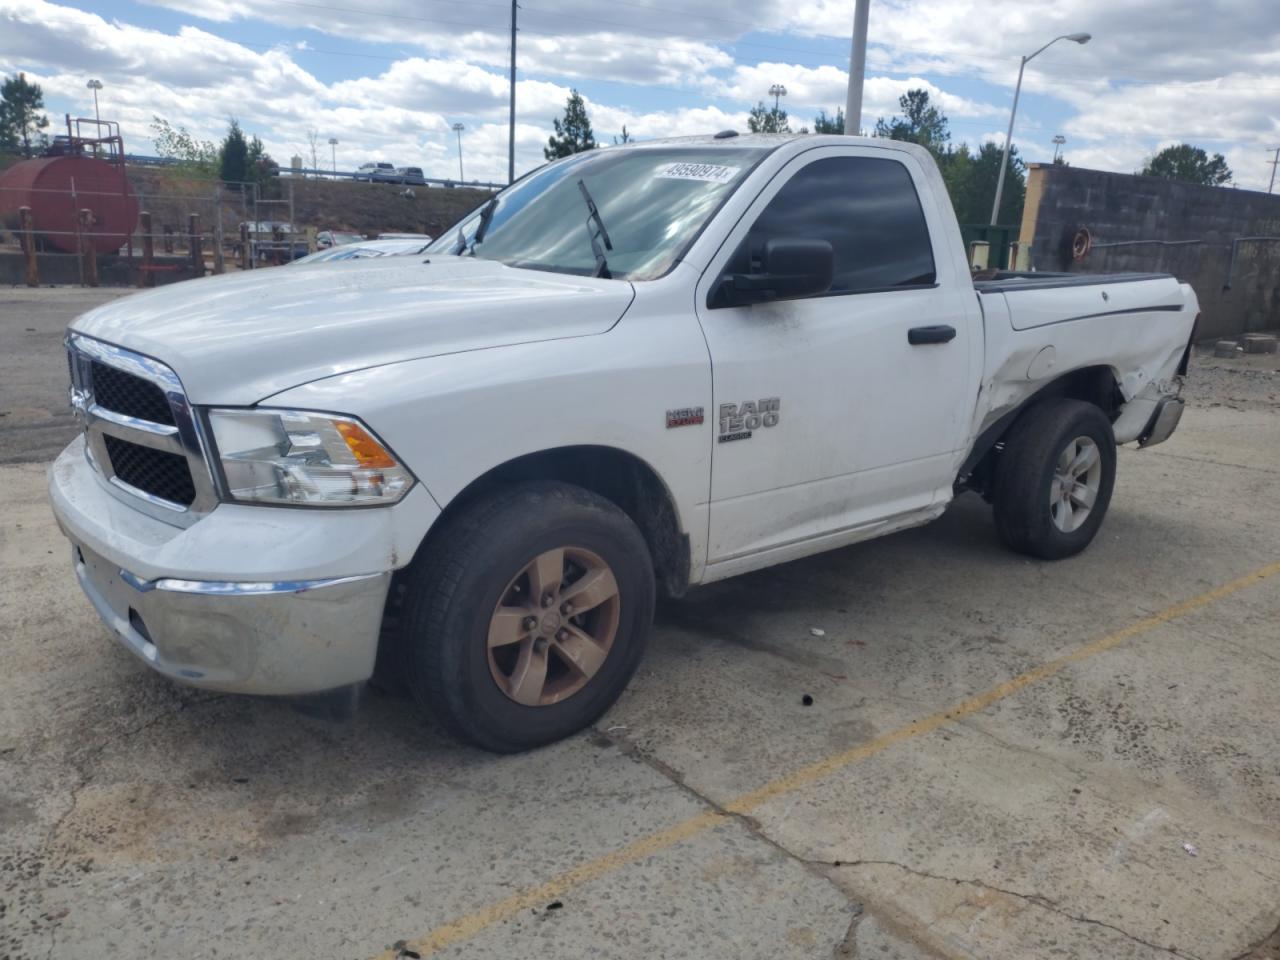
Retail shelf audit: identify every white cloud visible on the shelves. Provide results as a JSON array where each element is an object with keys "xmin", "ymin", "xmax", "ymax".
[{"xmin": 5, "ymin": 0, "xmax": 1280, "ymax": 190}]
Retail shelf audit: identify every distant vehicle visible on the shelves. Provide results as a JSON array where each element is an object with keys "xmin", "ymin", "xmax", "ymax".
[
  {"xmin": 237, "ymin": 220, "xmax": 308, "ymax": 262},
  {"xmin": 397, "ymin": 166, "xmax": 426, "ymax": 185},
  {"xmin": 316, "ymin": 230, "xmax": 365, "ymax": 249},
  {"xmin": 290, "ymin": 238, "xmax": 431, "ymax": 264},
  {"xmin": 357, "ymin": 162, "xmax": 399, "ymax": 183},
  {"xmin": 377, "ymin": 232, "xmax": 434, "ymax": 241}
]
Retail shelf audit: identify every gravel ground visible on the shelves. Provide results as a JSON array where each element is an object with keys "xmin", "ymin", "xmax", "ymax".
[{"xmin": 1185, "ymin": 343, "xmax": 1280, "ymax": 412}]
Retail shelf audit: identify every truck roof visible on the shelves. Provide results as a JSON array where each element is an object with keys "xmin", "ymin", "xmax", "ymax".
[{"xmin": 615, "ymin": 132, "xmax": 934, "ymax": 163}]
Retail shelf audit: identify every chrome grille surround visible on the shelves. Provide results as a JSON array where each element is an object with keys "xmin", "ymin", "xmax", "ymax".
[{"xmin": 66, "ymin": 332, "xmax": 218, "ymax": 527}]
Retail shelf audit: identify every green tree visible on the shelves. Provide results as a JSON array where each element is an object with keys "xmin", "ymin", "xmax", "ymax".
[
  {"xmin": 812, "ymin": 108, "xmax": 845, "ymax": 135},
  {"xmin": 0, "ymin": 73, "xmax": 50, "ymax": 156},
  {"xmin": 246, "ymin": 134, "xmax": 280, "ymax": 197},
  {"xmin": 545, "ymin": 90, "xmax": 597, "ymax": 160},
  {"xmin": 874, "ymin": 89, "xmax": 949, "ymax": 155},
  {"xmin": 1140, "ymin": 143, "xmax": 1232, "ymax": 186},
  {"xmin": 613, "ymin": 125, "xmax": 632, "ymax": 145},
  {"xmin": 747, "ymin": 101, "xmax": 790, "ymax": 134},
  {"xmin": 149, "ymin": 115, "xmax": 218, "ymax": 175},
  {"xmin": 219, "ymin": 119, "xmax": 249, "ymax": 184},
  {"xmin": 963, "ymin": 142, "xmax": 1025, "ymax": 226}
]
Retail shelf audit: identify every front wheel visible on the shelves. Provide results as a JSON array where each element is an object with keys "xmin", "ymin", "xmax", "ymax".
[
  {"xmin": 399, "ymin": 482, "xmax": 655, "ymax": 752},
  {"xmin": 992, "ymin": 399, "xmax": 1117, "ymax": 560}
]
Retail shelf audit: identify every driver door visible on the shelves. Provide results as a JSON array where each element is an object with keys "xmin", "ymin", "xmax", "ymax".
[{"xmin": 694, "ymin": 145, "xmax": 975, "ymax": 569}]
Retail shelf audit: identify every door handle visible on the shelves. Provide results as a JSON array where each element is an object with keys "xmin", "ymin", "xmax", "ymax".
[{"xmin": 908, "ymin": 324, "xmax": 957, "ymax": 345}]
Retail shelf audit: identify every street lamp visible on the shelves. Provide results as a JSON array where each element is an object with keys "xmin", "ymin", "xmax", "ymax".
[
  {"xmin": 452, "ymin": 122, "xmax": 465, "ymax": 183},
  {"xmin": 768, "ymin": 83, "xmax": 787, "ymax": 114},
  {"xmin": 328, "ymin": 137, "xmax": 338, "ymax": 177},
  {"xmin": 1052, "ymin": 134, "xmax": 1066, "ymax": 163},
  {"xmin": 86, "ymin": 79, "xmax": 103, "ymax": 126},
  {"xmin": 990, "ymin": 32, "xmax": 1091, "ymax": 225}
]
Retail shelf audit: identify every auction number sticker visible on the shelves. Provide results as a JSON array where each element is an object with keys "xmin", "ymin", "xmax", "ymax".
[{"xmin": 656, "ymin": 162, "xmax": 741, "ymax": 184}]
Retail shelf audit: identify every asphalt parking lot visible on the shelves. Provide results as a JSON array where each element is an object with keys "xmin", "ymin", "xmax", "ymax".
[{"xmin": 2, "ymin": 287, "xmax": 1278, "ymax": 960}]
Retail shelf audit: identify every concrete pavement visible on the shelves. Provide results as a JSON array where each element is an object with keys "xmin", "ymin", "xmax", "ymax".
[{"xmin": 1, "ymin": 288, "xmax": 1277, "ymax": 960}]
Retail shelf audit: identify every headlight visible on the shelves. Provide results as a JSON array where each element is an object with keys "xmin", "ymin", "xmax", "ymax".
[{"xmin": 207, "ymin": 408, "xmax": 413, "ymax": 506}]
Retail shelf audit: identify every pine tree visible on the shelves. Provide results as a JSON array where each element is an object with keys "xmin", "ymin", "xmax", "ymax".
[
  {"xmin": 812, "ymin": 108, "xmax": 845, "ymax": 134},
  {"xmin": 545, "ymin": 90, "xmax": 597, "ymax": 160},
  {"xmin": 747, "ymin": 101, "xmax": 790, "ymax": 134},
  {"xmin": 0, "ymin": 73, "xmax": 50, "ymax": 156},
  {"xmin": 219, "ymin": 119, "xmax": 249, "ymax": 185}
]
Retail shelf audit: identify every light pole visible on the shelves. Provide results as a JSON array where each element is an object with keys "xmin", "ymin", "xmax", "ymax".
[
  {"xmin": 86, "ymin": 79, "xmax": 102, "ymax": 126},
  {"xmin": 769, "ymin": 83, "xmax": 787, "ymax": 114},
  {"xmin": 990, "ymin": 32, "xmax": 1091, "ymax": 225},
  {"xmin": 452, "ymin": 122, "xmax": 465, "ymax": 182},
  {"xmin": 328, "ymin": 137, "xmax": 338, "ymax": 177},
  {"xmin": 1052, "ymin": 134, "xmax": 1066, "ymax": 163}
]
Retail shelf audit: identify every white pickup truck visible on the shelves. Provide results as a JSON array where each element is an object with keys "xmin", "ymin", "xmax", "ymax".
[{"xmin": 50, "ymin": 134, "xmax": 1198, "ymax": 751}]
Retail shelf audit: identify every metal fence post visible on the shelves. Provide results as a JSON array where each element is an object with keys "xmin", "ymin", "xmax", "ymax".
[
  {"xmin": 70, "ymin": 176, "xmax": 84, "ymax": 286},
  {"xmin": 79, "ymin": 208, "xmax": 99, "ymax": 287},
  {"xmin": 18, "ymin": 206, "xmax": 39, "ymax": 286},
  {"xmin": 212, "ymin": 186, "xmax": 226, "ymax": 275},
  {"xmin": 140, "ymin": 211, "xmax": 155, "ymax": 288},
  {"xmin": 188, "ymin": 212, "xmax": 202, "ymax": 277}
]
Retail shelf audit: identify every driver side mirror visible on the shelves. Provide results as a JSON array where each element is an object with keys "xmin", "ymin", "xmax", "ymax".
[{"xmin": 716, "ymin": 237, "xmax": 834, "ymax": 308}]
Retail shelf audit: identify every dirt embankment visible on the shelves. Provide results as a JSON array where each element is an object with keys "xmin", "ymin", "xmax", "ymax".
[{"xmin": 125, "ymin": 167, "xmax": 493, "ymax": 239}]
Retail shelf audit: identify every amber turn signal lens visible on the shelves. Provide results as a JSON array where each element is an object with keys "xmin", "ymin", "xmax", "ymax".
[{"xmin": 335, "ymin": 420, "xmax": 398, "ymax": 469}]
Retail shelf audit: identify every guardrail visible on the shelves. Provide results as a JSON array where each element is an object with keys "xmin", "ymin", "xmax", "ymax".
[{"xmin": 121, "ymin": 155, "xmax": 501, "ymax": 191}]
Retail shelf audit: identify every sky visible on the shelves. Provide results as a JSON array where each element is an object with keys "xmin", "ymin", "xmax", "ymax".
[{"xmin": 2, "ymin": 0, "xmax": 1279, "ymax": 191}]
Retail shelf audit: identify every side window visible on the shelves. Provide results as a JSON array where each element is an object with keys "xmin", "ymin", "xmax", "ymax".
[{"xmin": 735, "ymin": 155, "xmax": 937, "ymax": 295}]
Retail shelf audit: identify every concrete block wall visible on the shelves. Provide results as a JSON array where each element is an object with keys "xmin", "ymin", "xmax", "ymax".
[{"xmin": 1018, "ymin": 164, "xmax": 1280, "ymax": 340}]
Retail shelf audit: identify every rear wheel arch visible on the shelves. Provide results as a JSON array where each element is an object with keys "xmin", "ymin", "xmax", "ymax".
[{"xmin": 959, "ymin": 364, "xmax": 1123, "ymax": 497}]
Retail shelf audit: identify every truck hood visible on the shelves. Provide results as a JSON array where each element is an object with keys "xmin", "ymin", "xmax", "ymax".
[{"xmin": 70, "ymin": 257, "xmax": 635, "ymax": 404}]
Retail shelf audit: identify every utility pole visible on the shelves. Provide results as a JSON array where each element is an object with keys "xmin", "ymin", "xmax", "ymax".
[
  {"xmin": 508, "ymin": 0, "xmax": 518, "ymax": 184},
  {"xmin": 328, "ymin": 137, "xmax": 338, "ymax": 177},
  {"xmin": 844, "ymin": 0, "xmax": 870, "ymax": 135},
  {"xmin": 1269, "ymin": 147, "xmax": 1279, "ymax": 194}
]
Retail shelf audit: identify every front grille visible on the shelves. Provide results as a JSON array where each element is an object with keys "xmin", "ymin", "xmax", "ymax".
[
  {"xmin": 104, "ymin": 435, "xmax": 197, "ymax": 506},
  {"xmin": 90, "ymin": 360, "xmax": 175, "ymax": 426}
]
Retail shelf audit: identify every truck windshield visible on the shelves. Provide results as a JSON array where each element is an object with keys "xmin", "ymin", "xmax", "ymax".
[{"xmin": 427, "ymin": 146, "xmax": 770, "ymax": 280}]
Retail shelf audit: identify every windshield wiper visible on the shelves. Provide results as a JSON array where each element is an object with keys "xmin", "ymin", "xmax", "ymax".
[
  {"xmin": 449, "ymin": 195, "xmax": 499, "ymax": 256},
  {"xmin": 577, "ymin": 179, "xmax": 613, "ymax": 279},
  {"xmin": 472, "ymin": 195, "xmax": 499, "ymax": 247}
]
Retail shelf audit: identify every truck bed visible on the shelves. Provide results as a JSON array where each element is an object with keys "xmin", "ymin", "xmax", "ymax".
[
  {"xmin": 972, "ymin": 271, "xmax": 1173, "ymax": 294},
  {"xmin": 974, "ymin": 271, "xmax": 1188, "ymax": 332}
]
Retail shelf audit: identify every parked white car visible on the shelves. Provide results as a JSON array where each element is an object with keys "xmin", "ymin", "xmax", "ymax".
[
  {"xmin": 356, "ymin": 161, "xmax": 398, "ymax": 182},
  {"xmin": 293, "ymin": 239, "xmax": 431, "ymax": 264},
  {"xmin": 51, "ymin": 134, "xmax": 1197, "ymax": 752},
  {"xmin": 315, "ymin": 230, "xmax": 364, "ymax": 250}
]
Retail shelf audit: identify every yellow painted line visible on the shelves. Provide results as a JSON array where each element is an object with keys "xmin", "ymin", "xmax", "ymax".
[{"xmin": 374, "ymin": 560, "xmax": 1280, "ymax": 960}]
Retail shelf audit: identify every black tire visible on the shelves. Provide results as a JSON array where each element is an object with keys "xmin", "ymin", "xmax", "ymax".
[
  {"xmin": 992, "ymin": 399, "xmax": 1117, "ymax": 560},
  {"xmin": 399, "ymin": 481, "xmax": 655, "ymax": 752}
]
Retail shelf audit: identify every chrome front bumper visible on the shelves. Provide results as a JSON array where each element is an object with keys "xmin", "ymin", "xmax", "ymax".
[
  {"xmin": 70, "ymin": 543, "xmax": 390, "ymax": 694},
  {"xmin": 49, "ymin": 437, "xmax": 405, "ymax": 696}
]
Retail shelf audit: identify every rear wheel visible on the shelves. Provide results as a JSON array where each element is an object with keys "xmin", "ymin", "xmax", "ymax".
[
  {"xmin": 400, "ymin": 481, "xmax": 655, "ymax": 752},
  {"xmin": 992, "ymin": 399, "xmax": 1117, "ymax": 560}
]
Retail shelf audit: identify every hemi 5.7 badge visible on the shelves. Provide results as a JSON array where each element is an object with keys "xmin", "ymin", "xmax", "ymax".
[
  {"xmin": 718, "ymin": 398, "xmax": 780, "ymax": 443},
  {"xmin": 666, "ymin": 407, "xmax": 705, "ymax": 428}
]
